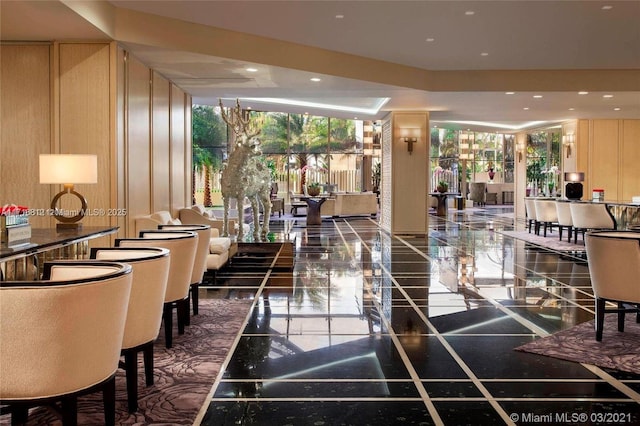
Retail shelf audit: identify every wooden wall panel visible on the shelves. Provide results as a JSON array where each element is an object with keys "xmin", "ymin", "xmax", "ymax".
[
  {"xmin": 170, "ymin": 84, "xmax": 186, "ymax": 215},
  {"xmin": 114, "ymin": 46, "xmax": 127, "ymax": 238},
  {"xmin": 0, "ymin": 44, "xmax": 52, "ymax": 228},
  {"xmin": 621, "ymin": 120, "xmax": 640, "ymax": 200},
  {"xmin": 126, "ymin": 55, "xmax": 151, "ymax": 236},
  {"xmin": 589, "ymin": 120, "xmax": 619, "ymax": 199},
  {"xmin": 58, "ymin": 43, "xmax": 111, "ymax": 229},
  {"xmin": 152, "ymin": 71, "xmax": 170, "ymax": 213}
]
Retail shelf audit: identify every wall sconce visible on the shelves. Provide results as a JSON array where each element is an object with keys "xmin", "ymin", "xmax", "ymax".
[
  {"xmin": 564, "ymin": 171, "xmax": 585, "ymax": 200},
  {"xmin": 400, "ymin": 128, "xmax": 420, "ymax": 155},
  {"xmin": 562, "ymin": 134, "xmax": 575, "ymax": 158},
  {"xmin": 516, "ymin": 142, "xmax": 525, "ymax": 162},
  {"xmin": 39, "ymin": 154, "xmax": 98, "ymax": 230}
]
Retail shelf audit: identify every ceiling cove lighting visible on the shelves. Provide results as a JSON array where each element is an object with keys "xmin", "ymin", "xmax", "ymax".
[
  {"xmin": 442, "ymin": 120, "xmax": 548, "ymax": 131},
  {"xmin": 235, "ymin": 97, "xmax": 391, "ymax": 115}
]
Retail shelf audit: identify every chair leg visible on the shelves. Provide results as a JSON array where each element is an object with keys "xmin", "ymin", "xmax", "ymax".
[
  {"xmin": 596, "ymin": 298, "xmax": 606, "ymax": 342},
  {"xmin": 177, "ymin": 299, "xmax": 187, "ymax": 335},
  {"xmin": 558, "ymin": 225, "xmax": 563, "ymax": 241},
  {"xmin": 143, "ymin": 342, "xmax": 154, "ymax": 386},
  {"xmin": 163, "ymin": 303, "xmax": 173, "ymax": 348},
  {"xmin": 636, "ymin": 304, "xmax": 640, "ymax": 323},
  {"xmin": 191, "ymin": 282, "xmax": 200, "ymax": 316},
  {"xmin": 11, "ymin": 405, "xmax": 28, "ymax": 425},
  {"xmin": 102, "ymin": 376, "xmax": 116, "ymax": 426},
  {"xmin": 61, "ymin": 397, "xmax": 78, "ymax": 426},
  {"xmin": 123, "ymin": 349, "xmax": 138, "ymax": 413},
  {"xmin": 618, "ymin": 302, "xmax": 626, "ymax": 332},
  {"xmin": 567, "ymin": 226, "xmax": 572, "ymax": 243}
]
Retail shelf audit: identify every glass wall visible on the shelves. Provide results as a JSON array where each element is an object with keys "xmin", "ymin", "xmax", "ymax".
[
  {"xmin": 192, "ymin": 105, "xmax": 373, "ymax": 206},
  {"xmin": 526, "ymin": 130, "xmax": 561, "ymax": 196},
  {"xmin": 430, "ymin": 129, "xmax": 514, "ymax": 194}
]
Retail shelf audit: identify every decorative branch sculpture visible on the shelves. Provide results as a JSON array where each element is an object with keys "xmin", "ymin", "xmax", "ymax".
[{"xmin": 219, "ymin": 99, "xmax": 272, "ymax": 241}]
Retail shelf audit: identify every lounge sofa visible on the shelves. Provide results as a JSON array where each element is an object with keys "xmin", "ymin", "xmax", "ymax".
[
  {"xmin": 320, "ymin": 192, "xmax": 378, "ymax": 217},
  {"xmin": 134, "ymin": 210, "xmax": 236, "ymax": 278},
  {"xmin": 179, "ymin": 204, "xmax": 250, "ymax": 236}
]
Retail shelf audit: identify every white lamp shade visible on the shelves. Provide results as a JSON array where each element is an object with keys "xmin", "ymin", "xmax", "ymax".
[{"xmin": 39, "ymin": 154, "xmax": 98, "ymax": 184}]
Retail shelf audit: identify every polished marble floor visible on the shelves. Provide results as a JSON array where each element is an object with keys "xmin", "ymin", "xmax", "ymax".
[{"xmin": 197, "ymin": 207, "xmax": 640, "ymax": 425}]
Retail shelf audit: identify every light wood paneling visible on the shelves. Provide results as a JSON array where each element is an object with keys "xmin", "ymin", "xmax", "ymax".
[
  {"xmin": 185, "ymin": 94, "xmax": 193, "ymax": 205},
  {"xmin": 590, "ymin": 120, "xmax": 619, "ymax": 199},
  {"xmin": 0, "ymin": 44, "xmax": 52, "ymax": 228},
  {"xmin": 58, "ymin": 43, "xmax": 111, "ymax": 230},
  {"xmin": 170, "ymin": 84, "xmax": 186, "ymax": 215},
  {"xmin": 152, "ymin": 71, "xmax": 170, "ymax": 213},
  {"xmin": 621, "ymin": 120, "xmax": 640, "ymax": 200},
  {"xmin": 114, "ymin": 46, "xmax": 127, "ymax": 238},
  {"xmin": 126, "ymin": 54, "xmax": 151, "ymax": 236}
]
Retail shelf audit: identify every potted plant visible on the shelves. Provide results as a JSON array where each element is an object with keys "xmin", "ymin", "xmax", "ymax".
[
  {"xmin": 307, "ymin": 182, "xmax": 321, "ymax": 196},
  {"xmin": 436, "ymin": 180, "xmax": 449, "ymax": 193},
  {"xmin": 372, "ymin": 162, "xmax": 381, "ymax": 193}
]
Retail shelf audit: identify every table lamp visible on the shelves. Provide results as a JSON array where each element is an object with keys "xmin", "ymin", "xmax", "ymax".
[
  {"xmin": 39, "ymin": 154, "xmax": 98, "ymax": 230},
  {"xmin": 564, "ymin": 172, "xmax": 584, "ymax": 200}
]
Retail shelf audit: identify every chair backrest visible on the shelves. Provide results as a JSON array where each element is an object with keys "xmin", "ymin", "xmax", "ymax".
[
  {"xmin": 116, "ymin": 231, "xmax": 197, "ymax": 303},
  {"xmin": 555, "ymin": 200, "xmax": 573, "ymax": 226},
  {"xmin": 90, "ymin": 247, "xmax": 170, "ymax": 350},
  {"xmin": 0, "ymin": 261, "xmax": 132, "ymax": 400},
  {"xmin": 585, "ymin": 231, "xmax": 640, "ymax": 302},
  {"xmin": 534, "ymin": 199, "xmax": 558, "ymax": 222},
  {"xmin": 157, "ymin": 224, "xmax": 211, "ymax": 285},
  {"xmin": 468, "ymin": 182, "xmax": 487, "ymax": 203},
  {"xmin": 524, "ymin": 198, "xmax": 537, "ymax": 220},
  {"xmin": 569, "ymin": 202, "xmax": 616, "ymax": 230}
]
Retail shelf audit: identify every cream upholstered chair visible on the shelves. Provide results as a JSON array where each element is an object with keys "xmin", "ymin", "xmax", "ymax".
[
  {"xmin": 0, "ymin": 261, "xmax": 132, "ymax": 425},
  {"xmin": 569, "ymin": 202, "xmax": 616, "ymax": 244},
  {"xmin": 584, "ymin": 231, "xmax": 640, "ymax": 341},
  {"xmin": 90, "ymin": 247, "xmax": 170, "ymax": 413},
  {"xmin": 555, "ymin": 200, "xmax": 574, "ymax": 242},
  {"xmin": 116, "ymin": 231, "xmax": 197, "ymax": 348},
  {"xmin": 524, "ymin": 198, "xmax": 539, "ymax": 234},
  {"xmin": 468, "ymin": 182, "xmax": 487, "ymax": 206},
  {"xmin": 534, "ymin": 198, "xmax": 558, "ymax": 237},
  {"xmin": 157, "ymin": 224, "xmax": 211, "ymax": 321}
]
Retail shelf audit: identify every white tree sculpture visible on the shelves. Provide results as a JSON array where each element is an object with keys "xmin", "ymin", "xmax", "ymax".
[{"xmin": 219, "ymin": 99, "xmax": 272, "ymax": 241}]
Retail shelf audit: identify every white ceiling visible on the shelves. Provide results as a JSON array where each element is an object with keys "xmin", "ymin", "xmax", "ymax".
[{"xmin": 2, "ymin": 0, "xmax": 639, "ymax": 131}]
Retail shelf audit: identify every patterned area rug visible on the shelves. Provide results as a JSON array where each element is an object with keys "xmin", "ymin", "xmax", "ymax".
[
  {"xmin": 515, "ymin": 315, "xmax": 640, "ymax": 375},
  {"xmin": 500, "ymin": 230, "xmax": 586, "ymax": 253},
  {"xmin": 1, "ymin": 298, "xmax": 252, "ymax": 425}
]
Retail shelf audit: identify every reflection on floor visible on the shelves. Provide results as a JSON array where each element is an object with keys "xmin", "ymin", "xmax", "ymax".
[{"xmin": 197, "ymin": 207, "xmax": 640, "ymax": 425}]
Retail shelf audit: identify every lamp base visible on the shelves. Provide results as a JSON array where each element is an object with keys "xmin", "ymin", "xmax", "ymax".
[
  {"xmin": 56, "ymin": 222, "xmax": 83, "ymax": 231},
  {"xmin": 565, "ymin": 182, "xmax": 583, "ymax": 200}
]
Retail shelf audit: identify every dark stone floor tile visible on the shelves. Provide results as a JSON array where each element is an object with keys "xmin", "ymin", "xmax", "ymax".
[
  {"xmin": 213, "ymin": 380, "xmax": 420, "ymax": 398},
  {"xmin": 401, "ymin": 336, "xmax": 469, "ymax": 379},
  {"xmin": 427, "ymin": 307, "xmax": 536, "ymax": 335},
  {"xmin": 202, "ymin": 401, "xmax": 436, "ymax": 426},
  {"xmin": 432, "ymin": 401, "xmax": 504, "ymax": 426},
  {"xmin": 422, "ymin": 381, "xmax": 484, "ymax": 398},
  {"xmin": 444, "ymin": 336, "xmax": 599, "ymax": 379},
  {"xmin": 483, "ymin": 380, "xmax": 628, "ymax": 399}
]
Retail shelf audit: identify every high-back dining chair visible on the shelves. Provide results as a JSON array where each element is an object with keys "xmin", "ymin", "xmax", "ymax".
[
  {"xmin": 584, "ymin": 231, "xmax": 640, "ymax": 341},
  {"xmin": 524, "ymin": 198, "xmax": 539, "ymax": 234},
  {"xmin": 157, "ymin": 224, "xmax": 211, "ymax": 322},
  {"xmin": 569, "ymin": 202, "xmax": 616, "ymax": 244},
  {"xmin": 0, "ymin": 261, "xmax": 132, "ymax": 426},
  {"xmin": 116, "ymin": 231, "xmax": 197, "ymax": 348},
  {"xmin": 555, "ymin": 200, "xmax": 574, "ymax": 242},
  {"xmin": 90, "ymin": 247, "xmax": 170, "ymax": 413},
  {"xmin": 534, "ymin": 198, "xmax": 558, "ymax": 237}
]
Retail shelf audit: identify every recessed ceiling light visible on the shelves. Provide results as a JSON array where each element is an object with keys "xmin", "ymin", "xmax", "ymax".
[
  {"xmin": 568, "ymin": 108, "xmax": 575, "ymax": 111},
  {"xmin": 523, "ymin": 107, "xmax": 530, "ymax": 110},
  {"xmin": 426, "ymin": 38, "xmax": 435, "ymax": 42},
  {"xmin": 614, "ymin": 107, "xmax": 621, "ymax": 111},
  {"xmin": 335, "ymin": 14, "xmax": 344, "ymax": 19},
  {"xmin": 465, "ymin": 10, "xmax": 475, "ymax": 15},
  {"xmin": 601, "ymin": 5, "xmax": 613, "ymax": 10},
  {"xmin": 533, "ymin": 95, "xmax": 543, "ymax": 98},
  {"xmin": 603, "ymin": 94, "xmax": 613, "ymax": 98},
  {"xmin": 505, "ymin": 92, "xmax": 515, "ymax": 95},
  {"xmin": 578, "ymin": 91, "xmax": 589, "ymax": 95},
  {"xmin": 480, "ymin": 52, "xmax": 489, "ymax": 56},
  {"xmin": 354, "ymin": 117, "xmax": 358, "ymax": 120},
  {"xmin": 310, "ymin": 77, "xmax": 321, "ymax": 82},
  {"xmin": 246, "ymin": 106, "xmax": 252, "ymax": 110},
  {"xmin": 245, "ymin": 67, "xmax": 258, "ymax": 72}
]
